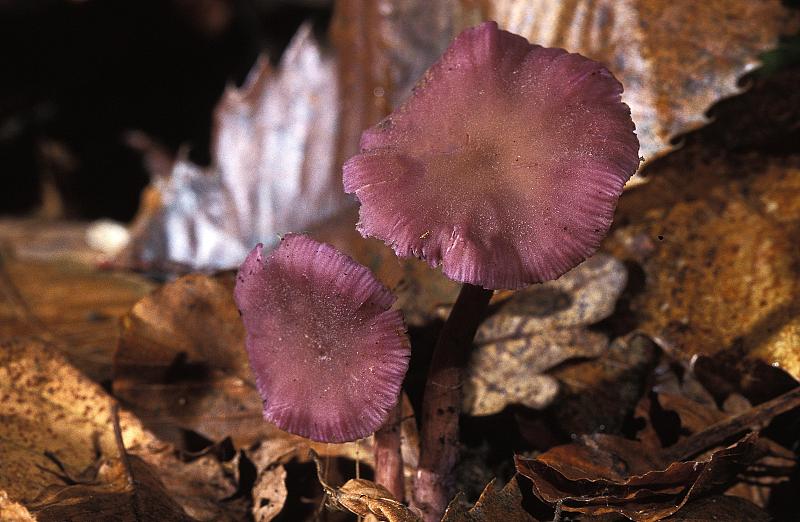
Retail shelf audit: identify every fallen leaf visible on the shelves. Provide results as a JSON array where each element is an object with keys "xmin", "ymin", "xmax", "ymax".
[
  {"xmin": 463, "ymin": 254, "xmax": 626, "ymax": 415},
  {"xmin": 441, "ymin": 475, "xmax": 538, "ymax": 522},
  {"xmin": 516, "ymin": 433, "xmax": 759, "ymax": 521},
  {"xmin": 122, "ymin": 23, "xmax": 350, "ymax": 271},
  {"xmin": 252, "ymin": 464, "xmax": 288, "ymax": 522},
  {"xmin": 26, "ymin": 455, "xmax": 197, "ymax": 522},
  {"xmin": 517, "ymin": 377, "xmax": 800, "ymax": 520},
  {"xmin": 0, "ymin": 246, "xmax": 155, "ymax": 382},
  {"xmin": 0, "ymin": 491, "xmax": 34, "ymax": 522},
  {"xmin": 633, "ymin": 362, "xmax": 737, "ymax": 450},
  {"xmin": 608, "ymin": 151, "xmax": 800, "ymax": 380},
  {"xmin": 312, "ymin": 450, "xmax": 421, "ymax": 522},
  {"xmin": 546, "ymin": 332, "xmax": 660, "ymax": 436},
  {"xmin": 632, "ymin": 362, "xmax": 797, "ymax": 509},
  {"xmin": 490, "ymin": 0, "xmax": 800, "ymax": 163},
  {"xmin": 113, "ymin": 273, "xmax": 269, "ymax": 445},
  {"xmin": 0, "ymin": 338, "xmax": 251, "ymax": 521},
  {"xmin": 331, "ymin": 0, "xmax": 800, "ymax": 170}
]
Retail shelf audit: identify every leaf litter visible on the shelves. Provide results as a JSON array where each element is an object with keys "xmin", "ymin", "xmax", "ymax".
[{"xmin": 3, "ymin": 2, "xmax": 800, "ymax": 521}]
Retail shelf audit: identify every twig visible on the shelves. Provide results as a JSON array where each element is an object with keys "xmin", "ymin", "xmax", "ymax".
[{"xmin": 665, "ymin": 385, "xmax": 800, "ymax": 462}]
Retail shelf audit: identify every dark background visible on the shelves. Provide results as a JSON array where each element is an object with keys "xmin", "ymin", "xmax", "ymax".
[{"xmin": 0, "ymin": 0, "xmax": 331, "ymax": 220}]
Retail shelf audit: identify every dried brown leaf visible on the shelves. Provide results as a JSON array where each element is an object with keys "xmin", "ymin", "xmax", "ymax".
[
  {"xmin": 523, "ymin": 332, "xmax": 658, "ymax": 439},
  {"xmin": 0, "ymin": 246, "xmax": 154, "ymax": 381},
  {"xmin": 0, "ymin": 338, "xmax": 250, "ymax": 521},
  {"xmin": 332, "ymin": 0, "xmax": 800, "ymax": 168},
  {"xmin": 633, "ymin": 363, "xmax": 735, "ymax": 450},
  {"xmin": 27, "ymin": 455, "xmax": 197, "ymax": 522},
  {"xmin": 112, "ymin": 273, "xmax": 270, "ymax": 444},
  {"xmin": 441, "ymin": 475, "xmax": 539, "ymax": 522},
  {"xmin": 324, "ymin": 478, "xmax": 421, "ymax": 522},
  {"xmin": 608, "ymin": 152, "xmax": 800, "ymax": 380},
  {"xmin": 516, "ymin": 433, "xmax": 759, "ymax": 521}
]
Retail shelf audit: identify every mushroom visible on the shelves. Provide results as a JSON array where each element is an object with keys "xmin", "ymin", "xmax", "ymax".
[
  {"xmin": 343, "ymin": 21, "xmax": 639, "ymax": 519},
  {"xmin": 234, "ymin": 234, "xmax": 411, "ymax": 444}
]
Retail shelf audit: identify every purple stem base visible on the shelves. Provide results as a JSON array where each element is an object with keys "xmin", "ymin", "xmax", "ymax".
[
  {"xmin": 374, "ymin": 400, "xmax": 405, "ymax": 501},
  {"xmin": 411, "ymin": 283, "xmax": 493, "ymax": 521}
]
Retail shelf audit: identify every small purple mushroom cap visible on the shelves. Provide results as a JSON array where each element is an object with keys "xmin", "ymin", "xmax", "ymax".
[
  {"xmin": 234, "ymin": 234, "xmax": 410, "ymax": 443},
  {"xmin": 343, "ymin": 21, "xmax": 640, "ymax": 290}
]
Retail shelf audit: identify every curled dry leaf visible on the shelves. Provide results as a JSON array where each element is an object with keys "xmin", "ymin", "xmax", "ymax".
[
  {"xmin": 313, "ymin": 450, "xmax": 420, "ymax": 522},
  {"xmin": 441, "ymin": 475, "xmax": 538, "ymax": 522},
  {"xmin": 515, "ymin": 433, "xmax": 760, "ymax": 521},
  {"xmin": 122, "ymin": 23, "xmax": 349, "ymax": 271},
  {"xmin": 464, "ymin": 254, "xmax": 627, "ymax": 415},
  {"xmin": 608, "ymin": 151, "xmax": 800, "ymax": 380},
  {"xmin": 332, "ymin": 0, "xmax": 800, "ymax": 168},
  {"xmin": 632, "ymin": 363, "xmax": 796, "ymax": 508},
  {"xmin": 634, "ymin": 362, "xmax": 737, "ymax": 450},
  {"xmin": 0, "ymin": 338, "xmax": 247, "ymax": 521}
]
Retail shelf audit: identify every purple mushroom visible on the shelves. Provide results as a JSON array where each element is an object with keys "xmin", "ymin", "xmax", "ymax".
[
  {"xmin": 234, "ymin": 234, "xmax": 410, "ymax": 443},
  {"xmin": 343, "ymin": 21, "xmax": 639, "ymax": 519},
  {"xmin": 344, "ymin": 21, "xmax": 639, "ymax": 290}
]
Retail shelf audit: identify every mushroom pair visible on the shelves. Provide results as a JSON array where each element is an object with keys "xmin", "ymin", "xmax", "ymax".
[{"xmin": 235, "ymin": 21, "xmax": 639, "ymax": 521}]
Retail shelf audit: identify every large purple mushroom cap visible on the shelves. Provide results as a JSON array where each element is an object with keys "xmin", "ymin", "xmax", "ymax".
[
  {"xmin": 234, "ymin": 234, "xmax": 410, "ymax": 443},
  {"xmin": 343, "ymin": 21, "xmax": 640, "ymax": 290}
]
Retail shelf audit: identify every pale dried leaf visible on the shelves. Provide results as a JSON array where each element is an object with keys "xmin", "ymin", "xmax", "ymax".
[
  {"xmin": 252, "ymin": 465, "xmax": 287, "ymax": 522},
  {"xmin": 464, "ymin": 255, "xmax": 626, "ymax": 415},
  {"xmin": 0, "ymin": 491, "xmax": 35, "ymax": 522},
  {"xmin": 327, "ymin": 478, "xmax": 421, "ymax": 522},
  {"xmin": 474, "ymin": 254, "xmax": 627, "ymax": 338},
  {"xmin": 125, "ymin": 23, "xmax": 349, "ymax": 270}
]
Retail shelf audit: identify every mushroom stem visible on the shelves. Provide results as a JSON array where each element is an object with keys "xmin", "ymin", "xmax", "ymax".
[
  {"xmin": 374, "ymin": 400, "xmax": 405, "ymax": 502},
  {"xmin": 412, "ymin": 283, "xmax": 493, "ymax": 520}
]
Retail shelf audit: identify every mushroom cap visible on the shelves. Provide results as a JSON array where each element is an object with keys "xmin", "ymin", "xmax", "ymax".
[
  {"xmin": 343, "ymin": 21, "xmax": 640, "ymax": 290},
  {"xmin": 234, "ymin": 234, "xmax": 410, "ymax": 443}
]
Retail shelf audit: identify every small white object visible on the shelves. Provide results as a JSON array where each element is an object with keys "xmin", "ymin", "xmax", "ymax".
[{"xmin": 86, "ymin": 219, "xmax": 130, "ymax": 256}]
